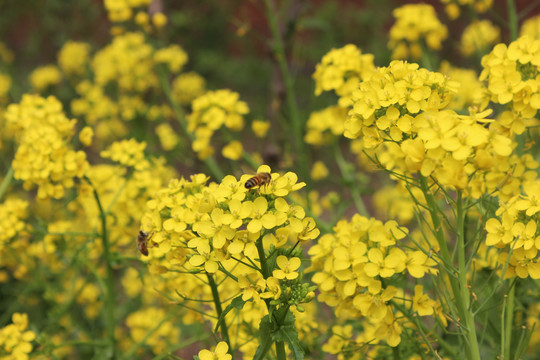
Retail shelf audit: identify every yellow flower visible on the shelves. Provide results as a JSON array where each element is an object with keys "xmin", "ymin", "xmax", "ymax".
[
  {"xmin": 412, "ymin": 285, "xmax": 435, "ymax": 316},
  {"xmin": 172, "ymin": 71, "xmax": 206, "ymax": 105},
  {"xmin": 0, "ymin": 313, "xmax": 36, "ymax": 360},
  {"xmin": 100, "ymin": 138, "xmax": 148, "ymax": 170},
  {"xmin": 154, "ymin": 44, "xmax": 188, "ymax": 73},
  {"xmin": 273, "ymin": 256, "xmax": 301, "ymax": 280},
  {"xmin": 198, "ymin": 341, "xmax": 232, "ymax": 360},
  {"xmin": 152, "ymin": 12, "xmax": 168, "ymax": 29},
  {"xmin": 58, "ymin": 41, "xmax": 91, "ymax": 76},
  {"xmin": 79, "ymin": 126, "xmax": 94, "ymax": 146},
  {"xmin": 261, "ymin": 276, "xmax": 282, "ymax": 300},
  {"xmin": 312, "ymin": 44, "xmax": 375, "ymax": 104},
  {"xmin": 222, "ymin": 141, "xmax": 243, "ymax": 160},
  {"xmin": 388, "ymin": 4, "xmax": 448, "ymax": 60},
  {"xmin": 461, "ymin": 20, "xmax": 500, "ymax": 57},
  {"xmin": 252, "ymin": 119, "xmax": 270, "ymax": 138},
  {"xmin": 155, "ymin": 123, "xmax": 179, "ymax": 151},
  {"xmin": 29, "ymin": 65, "xmax": 62, "ymax": 92}
]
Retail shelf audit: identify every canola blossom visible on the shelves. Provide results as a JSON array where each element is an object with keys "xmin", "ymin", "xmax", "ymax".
[{"xmin": 2, "ymin": 1, "xmax": 540, "ymax": 359}]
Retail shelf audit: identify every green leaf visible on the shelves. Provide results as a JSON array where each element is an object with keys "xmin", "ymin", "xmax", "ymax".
[
  {"xmin": 214, "ymin": 295, "xmax": 245, "ymax": 333},
  {"xmin": 253, "ymin": 315, "xmax": 273, "ymax": 360},
  {"xmin": 272, "ymin": 313, "xmax": 304, "ymax": 360}
]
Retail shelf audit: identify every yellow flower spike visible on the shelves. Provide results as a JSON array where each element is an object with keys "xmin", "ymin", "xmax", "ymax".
[{"xmin": 273, "ymin": 255, "xmax": 301, "ymax": 280}]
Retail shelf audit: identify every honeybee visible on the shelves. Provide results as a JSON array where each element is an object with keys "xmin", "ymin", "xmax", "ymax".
[
  {"xmin": 244, "ymin": 172, "xmax": 272, "ymax": 189},
  {"xmin": 137, "ymin": 230, "xmax": 153, "ymax": 256}
]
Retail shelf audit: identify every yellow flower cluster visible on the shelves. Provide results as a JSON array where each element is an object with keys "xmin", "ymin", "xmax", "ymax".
[
  {"xmin": 141, "ymin": 165, "xmax": 315, "ymax": 265},
  {"xmin": 155, "ymin": 123, "xmax": 179, "ymax": 151},
  {"xmin": 139, "ymin": 165, "xmax": 319, "ymax": 356},
  {"xmin": 312, "ymin": 44, "xmax": 375, "ymax": 106},
  {"xmin": 100, "ymin": 138, "xmax": 148, "ymax": 169},
  {"xmin": 92, "ymin": 32, "xmax": 158, "ymax": 92},
  {"xmin": 6, "ymin": 95, "xmax": 89, "ymax": 199},
  {"xmin": 172, "ymin": 71, "xmax": 206, "ymax": 105},
  {"xmin": 69, "ymin": 33, "xmax": 184, "ymax": 143},
  {"xmin": 0, "ymin": 198, "xmax": 28, "ymax": 246},
  {"xmin": 104, "ymin": 0, "xmax": 151, "ymax": 23},
  {"xmin": 154, "ymin": 44, "xmax": 188, "ymax": 74},
  {"xmin": 388, "ymin": 4, "xmax": 448, "ymax": 60},
  {"xmin": 440, "ymin": 0, "xmax": 493, "ymax": 20},
  {"xmin": 304, "ymin": 106, "xmax": 347, "ymax": 146},
  {"xmin": 343, "ymin": 60, "xmax": 532, "ymax": 196},
  {"xmin": 188, "ymin": 89, "xmax": 249, "ymax": 159},
  {"xmin": 486, "ymin": 180, "xmax": 540, "ymax": 279},
  {"xmin": 124, "ymin": 307, "xmax": 180, "ymax": 354},
  {"xmin": 29, "ymin": 65, "xmax": 62, "ymax": 92},
  {"xmin": 57, "ymin": 41, "xmax": 91, "ymax": 77},
  {"xmin": 521, "ymin": 15, "xmax": 540, "ymax": 39},
  {"xmin": 460, "ymin": 20, "xmax": 500, "ymax": 57},
  {"xmin": 0, "ymin": 313, "xmax": 36, "ymax": 360},
  {"xmin": 479, "ymin": 36, "xmax": 540, "ymax": 134},
  {"xmin": 309, "ymin": 214, "xmax": 438, "ymax": 349}
]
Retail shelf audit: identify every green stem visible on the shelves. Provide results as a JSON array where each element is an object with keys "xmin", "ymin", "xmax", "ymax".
[
  {"xmin": 263, "ymin": 0, "xmax": 307, "ymax": 180},
  {"xmin": 255, "ymin": 237, "xmax": 270, "ymax": 279},
  {"xmin": 158, "ymin": 68, "xmax": 224, "ymax": 180},
  {"xmin": 275, "ymin": 341, "xmax": 286, "ymax": 360},
  {"xmin": 86, "ymin": 176, "xmax": 116, "ymax": 359},
  {"xmin": 456, "ymin": 191, "xmax": 481, "ymax": 360},
  {"xmin": 333, "ymin": 143, "xmax": 368, "ymax": 216},
  {"xmin": 418, "ymin": 175, "xmax": 472, "ymax": 353},
  {"xmin": 503, "ymin": 284, "xmax": 515, "ymax": 359},
  {"xmin": 206, "ymin": 272, "xmax": 231, "ymax": 352},
  {"xmin": 0, "ymin": 166, "xmax": 14, "ymax": 202},
  {"xmin": 507, "ymin": 0, "xmax": 518, "ymax": 41}
]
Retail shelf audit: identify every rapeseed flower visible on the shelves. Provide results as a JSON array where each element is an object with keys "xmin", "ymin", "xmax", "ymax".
[
  {"xmin": 461, "ymin": 20, "xmax": 500, "ymax": 57},
  {"xmin": 172, "ymin": 71, "xmax": 206, "ymax": 105},
  {"xmin": 29, "ymin": 65, "xmax": 62, "ymax": 92},
  {"xmin": 198, "ymin": 341, "xmax": 232, "ymax": 360},
  {"xmin": 57, "ymin": 41, "xmax": 91, "ymax": 76},
  {"xmin": 388, "ymin": 4, "xmax": 448, "ymax": 60},
  {"xmin": 0, "ymin": 313, "xmax": 36, "ymax": 360}
]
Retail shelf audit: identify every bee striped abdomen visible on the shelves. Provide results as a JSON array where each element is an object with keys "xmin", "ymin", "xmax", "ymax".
[{"xmin": 245, "ymin": 172, "xmax": 271, "ymax": 189}]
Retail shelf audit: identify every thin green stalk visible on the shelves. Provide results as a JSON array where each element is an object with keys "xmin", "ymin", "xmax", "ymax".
[
  {"xmin": 86, "ymin": 176, "xmax": 116, "ymax": 359},
  {"xmin": 255, "ymin": 237, "xmax": 288, "ymax": 360},
  {"xmin": 503, "ymin": 284, "xmax": 515, "ymax": 359},
  {"xmin": 262, "ymin": 0, "xmax": 307, "ymax": 181},
  {"xmin": 333, "ymin": 144, "xmax": 369, "ymax": 217},
  {"xmin": 456, "ymin": 191, "xmax": 481, "ymax": 360},
  {"xmin": 206, "ymin": 272, "xmax": 231, "ymax": 352},
  {"xmin": 0, "ymin": 166, "xmax": 14, "ymax": 202},
  {"xmin": 507, "ymin": 0, "xmax": 518, "ymax": 41},
  {"xmin": 255, "ymin": 237, "xmax": 270, "ymax": 279},
  {"xmin": 418, "ymin": 175, "xmax": 475, "ymax": 355}
]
